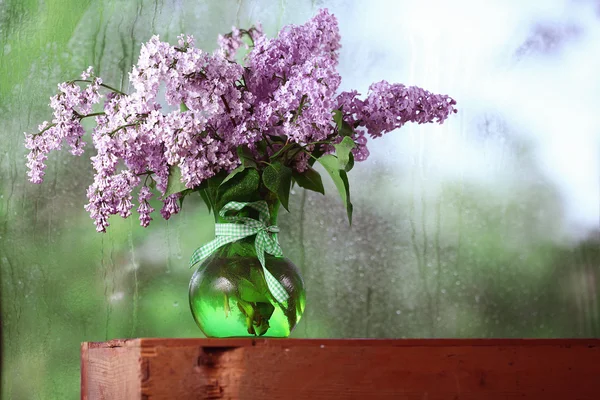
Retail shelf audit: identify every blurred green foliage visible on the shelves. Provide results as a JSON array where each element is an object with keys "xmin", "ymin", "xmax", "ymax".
[{"xmin": 0, "ymin": 1, "xmax": 599, "ymax": 399}]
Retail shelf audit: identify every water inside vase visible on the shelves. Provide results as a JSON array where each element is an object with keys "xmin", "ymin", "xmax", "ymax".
[{"xmin": 189, "ymin": 252, "xmax": 305, "ymax": 337}]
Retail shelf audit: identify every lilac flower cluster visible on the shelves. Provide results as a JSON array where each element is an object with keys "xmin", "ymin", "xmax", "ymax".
[
  {"xmin": 25, "ymin": 67, "xmax": 102, "ymax": 183},
  {"xmin": 246, "ymin": 10, "xmax": 342, "ymax": 148},
  {"xmin": 218, "ymin": 25, "xmax": 264, "ymax": 62},
  {"xmin": 335, "ymin": 82, "xmax": 457, "ymax": 161},
  {"xmin": 24, "ymin": 9, "xmax": 456, "ymax": 232}
]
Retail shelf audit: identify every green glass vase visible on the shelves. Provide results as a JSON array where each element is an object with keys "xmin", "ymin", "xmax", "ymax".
[{"xmin": 188, "ymin": 201, "xmax": 306, "ymax": 338}]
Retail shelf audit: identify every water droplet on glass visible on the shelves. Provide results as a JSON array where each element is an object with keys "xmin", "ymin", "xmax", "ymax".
[{"xmin": 110, "ymin": 292, "xmax": 124, "ymax": 302}]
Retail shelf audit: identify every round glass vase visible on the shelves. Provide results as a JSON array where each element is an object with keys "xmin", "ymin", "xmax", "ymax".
[{"xmin": 188, "ymin": 201, "xmax": 306, "ymax": 338}]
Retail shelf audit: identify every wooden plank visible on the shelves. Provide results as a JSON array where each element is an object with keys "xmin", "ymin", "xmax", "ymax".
[
  {"xmin": 81, "ymin": 339, "xmax": 600, "ymax": 400},
  {"xmin": 81, "ymin": 340, "xmax": 141, "ymax": 400}
]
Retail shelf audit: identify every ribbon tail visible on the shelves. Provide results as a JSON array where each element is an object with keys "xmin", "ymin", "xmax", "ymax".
[
  {"xmin": 263, "ymin": 267, "xmax": 289, "ymax": 304},
  {"xmin": 256, "ymin": 232, "xmax": 289, "ymax": 303},
  {"xmin": 263, "ymin": 235, "xmax": 283, "ymax": 258}
]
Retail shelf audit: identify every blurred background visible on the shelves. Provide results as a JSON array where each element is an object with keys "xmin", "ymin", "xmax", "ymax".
[{"xmin": 1, "ymin": 0, "xmax": 599, "ymax": 398}]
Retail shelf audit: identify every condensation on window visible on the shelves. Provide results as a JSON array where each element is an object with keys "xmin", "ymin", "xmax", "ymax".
[{"xmin": 1, "ymin": 0, "xmax": 598, "ymax": 398}]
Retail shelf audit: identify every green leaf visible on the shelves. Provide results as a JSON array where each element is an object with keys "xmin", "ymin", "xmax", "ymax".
[
  {"xmin": 333, "ymin": 108, "xmax": 355, "ymax": 137},
  {"xmin": 237, "ymin": 146, "xmax": 257, "ymax": 168},
  {"xmin": 339, "ymin": 169, "xmax": 353, "ymax": 224},
  {"xmin": 238, "ymin": 277, "xmax": 268, "ymax": 302},
  {"xmin": 207, "ymin": 171, "xmax": 227, "ymax": 193},
  {"xmin": 199, "ymin": 189, "xmax": 212, "ymax": 214},
  {"xmin": 256, "ymin": 140, "xmax": 268, "ymax": 157},
  {"xmin": 254, "ymin": 302, "xmax": 275, "ymax": 336},
  {"xmin": 269, "ymin": 142, "xmax": 294, "ymax": 160},
  {"xmin": 334, "ymin": 136, "xmax": 356, "ymax": 171},
  {"xmin": 202, "ymin": 171, "xmax": 227, "ymax": 217},
  {"xmin": 269, "ymin": 135, "xmax": 287, "ymax": 144},
  {"xmin": 333, "ymin": 109, "xmax": 343, "ymax": 127},
  {"xmin": 165, "ymin": 165, "xmax": 187, "ymax": 197},
  {"xmin": 317, "ymin": 155, "xmax": 353, "ymax": 225},
  {"xmin": 285, "ymin": 145, "xmax": 304, "ymax": 161},
  {"xmin": 177, "ymin": 188, "xmax": 195, "ymax": 208},
  {"xmin": 237, "ymin": 299, "xmax": 254, "ymax": 319},
  {"xmin": 292, "ymin": 166, "xmax": 325, "ymax": 195},
  {"xmin": 216, "ymin": 168, "xmax": 260, "ymax": 210},
  {"xmin": 341, "ymin": 121, "xmax": 355, "ymax": 137},
  {"xmin": 308, "ymin": 145, "xmax": 326, "ymax": 167},
  {"xmin": 180, "ymin": 102, "xmax": 189, "ymax": 112},
  {"xmin": 220, "ymin": 165, "xmax": 245, "ymax": 187},
  {"xmin": 345, "ymin": 152, "xmax": 355, "ymax": 172},
  {"xmin": 262, "ymin": 161, "xmax": 293, "ymax": 211}
]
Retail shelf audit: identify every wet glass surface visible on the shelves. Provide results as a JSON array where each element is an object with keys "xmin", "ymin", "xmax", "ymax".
[{"xmin": 1, "ymin": 0, "xmax": 599, "ymax": 397}]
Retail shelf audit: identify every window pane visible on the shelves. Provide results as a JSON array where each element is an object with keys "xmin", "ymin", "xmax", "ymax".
[{"xmin": 1, "ymin": 0, "xmax": 598, "ymax": 398}]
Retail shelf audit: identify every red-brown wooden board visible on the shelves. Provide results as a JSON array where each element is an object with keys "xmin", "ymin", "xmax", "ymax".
[{"xmin": 81, "ymin": 338, "xmax": 600, "ymax": 399}]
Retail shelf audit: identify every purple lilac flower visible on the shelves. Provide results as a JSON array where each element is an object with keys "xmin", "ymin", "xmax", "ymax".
[
  {"xmin": 160, "ymin": 193, "xmax": 181, "ymax": 220},
  {"xmin": 218, "ymin": 27, "xmax": 243, "ymax": 61},
  {"xmin": 113, "ymin": 170, "xmax": 140, "ymax": 218},
  {"xmin": 137, "ymin": 186, "xmax": 154, "ymax": 227},
  {"xmin": 25, "ymin": 9, "xmax": 457, "ymax": 232},
  {"xmin": 357, "ymin": 81, "xmax": 457, "ymax": 137},
  {"xmin": 24, "ymin": 69, "xmax": 103, "ymax": 183},
  {"xmin": 334, "ymin": 83, "xmax": 456, "ymax": 160},
  {"xmin": 243, "ymin": 9, "xmax": 342, "ymax": 147},
  {"xmin": 24, "ymin": 123, "xmax": 51, "ymax": 184}
]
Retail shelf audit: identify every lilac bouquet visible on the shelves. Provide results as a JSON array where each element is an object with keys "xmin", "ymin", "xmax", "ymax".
[{"xmin": 25, "ymin": 9, "xmax": 457, "ymax": 233}]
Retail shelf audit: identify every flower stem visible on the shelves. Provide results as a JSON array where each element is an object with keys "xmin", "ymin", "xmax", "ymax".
[
  {"xmin": 80, "ymin": 112, "xmax": 106, "ymax": 119},
  {"xmin": 108, "ymin": 123, "xmax": 137, "ymax": 137},
  {"xmin": 34, "ymin": 123, "xmax": 57, "ymax": 136},
  {"xmin": 261, "ymin": 132, "xmax": 275, "ymax": 153},
  {"xmin": 31, "ymin": 112, "xmax": 106, "ymax": 136},
  {"xmin": 269, "ymin": 142, "xmax": 295, "ymax": 160},
  {"xmin": 303, "ymin": 140, "xmax": 331, "ymax": 148},
  {"xmin": 220, "ymin": 95, "xmax": 238, "ymax": 127},
  {"xmin": 291, "ymin": 94, "xmax": 308, "ymax": 123},
  {"xmin": 300, "ymin": 147, "xmax": 321, "ymax": 163},
  {"xmin": 70, "ymin": 79, "xmax": 127, "ymax": 96}
]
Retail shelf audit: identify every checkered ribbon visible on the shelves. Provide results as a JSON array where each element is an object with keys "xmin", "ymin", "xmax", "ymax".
[{"xmin": 189, "ymin": 201, "xmax": 289, "ymax": 303}]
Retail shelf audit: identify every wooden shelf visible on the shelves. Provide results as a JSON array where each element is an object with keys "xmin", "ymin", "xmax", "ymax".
[{"xmin": 81, "ymin": 338, "xmax": 600, "ymax": 399}]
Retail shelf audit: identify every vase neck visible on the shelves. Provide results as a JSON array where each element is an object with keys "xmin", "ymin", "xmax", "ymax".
[{"xmin": 215, "ymin": 196, "xmax": 280, "ymax": 226}]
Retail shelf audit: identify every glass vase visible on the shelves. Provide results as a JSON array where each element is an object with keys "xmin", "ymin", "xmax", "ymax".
[{"xmin": 188, "ymin": 200, "xmax": 306, "ymax": 337}]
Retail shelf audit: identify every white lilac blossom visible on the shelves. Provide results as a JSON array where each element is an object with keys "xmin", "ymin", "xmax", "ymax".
[{"xmin": 24, "ymin": 9, "xmax": 457, "ymax": 232}]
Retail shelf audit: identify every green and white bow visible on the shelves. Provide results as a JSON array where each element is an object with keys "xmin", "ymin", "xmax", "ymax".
[{"xmin": 189, "ymin": 200, "xmax": 289, "ymax": 304}]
